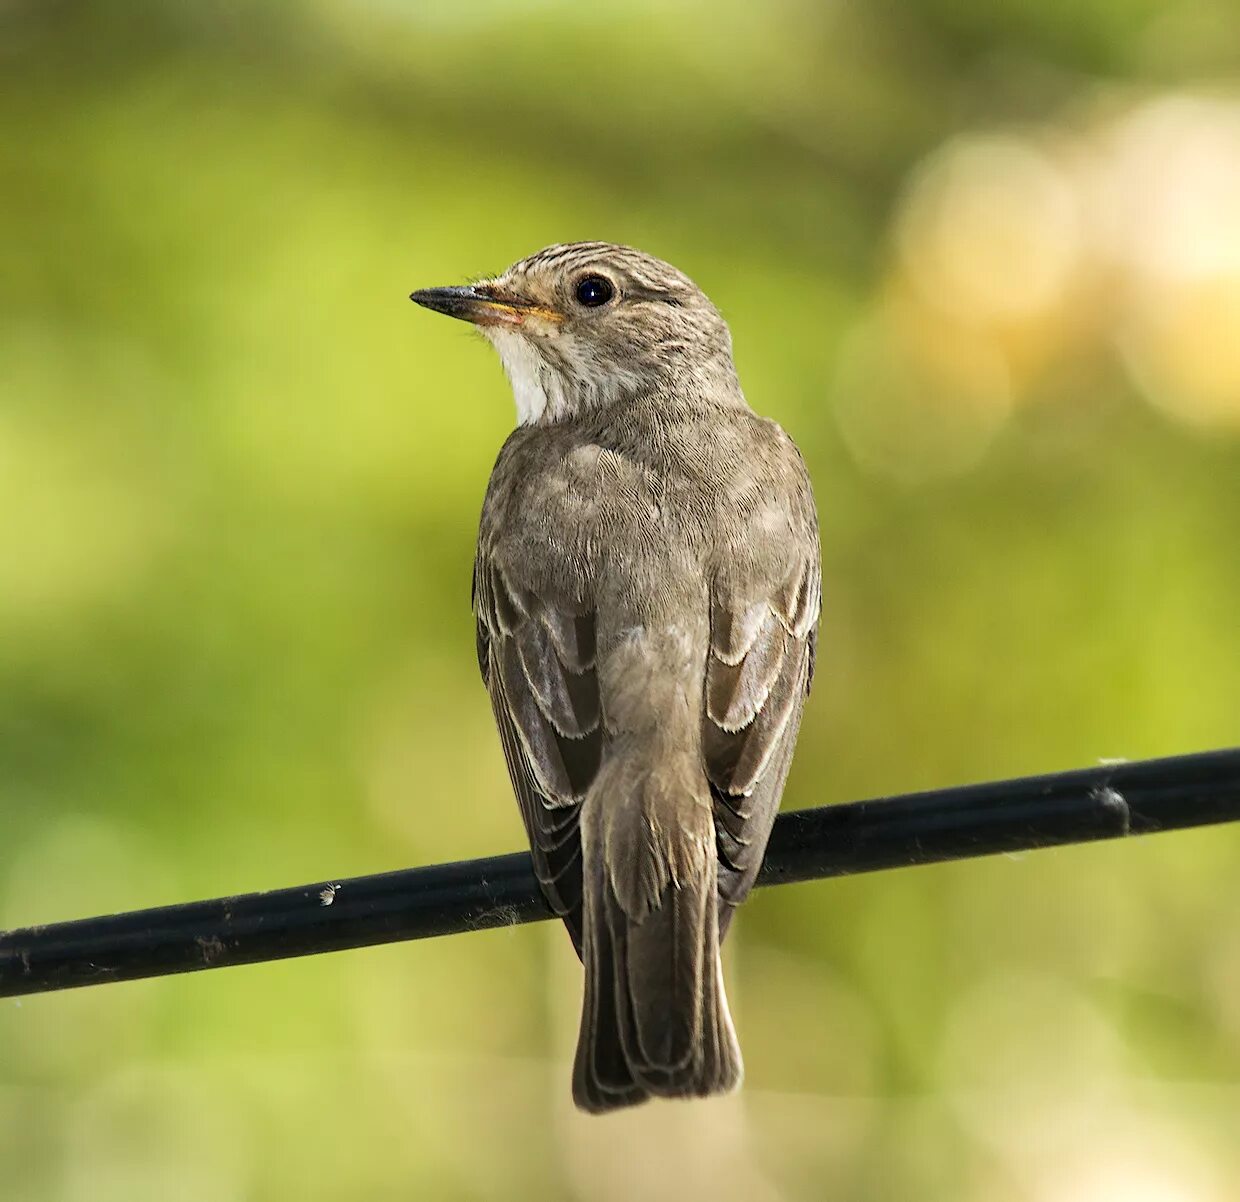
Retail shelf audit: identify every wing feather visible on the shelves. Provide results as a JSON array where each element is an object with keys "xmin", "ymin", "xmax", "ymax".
[
  {"xmin": 475, "ymin": 552, "xmax": 599, "ymax": 954},
  {"xmin": 705, "ymin": 555, "xmax": 819, "ymax": 932}
]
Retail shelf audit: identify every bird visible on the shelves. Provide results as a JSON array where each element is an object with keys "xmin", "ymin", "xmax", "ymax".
[{"xmin": 410, "ymin": 242, "xmax": 820, "ymax": 1113}]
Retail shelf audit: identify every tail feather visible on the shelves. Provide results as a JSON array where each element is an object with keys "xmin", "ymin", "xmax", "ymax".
[
  {"xmin": 572, "ymin": 759, "xmax": 742, "ymax": 1114},
  {"xmin": 573, "ymin": 892, "xmax": 649, "ymax": 1113}
]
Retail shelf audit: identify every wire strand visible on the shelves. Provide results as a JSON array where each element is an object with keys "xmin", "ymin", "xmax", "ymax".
[{"xmin": 2, "ymin": 748, "xmax": 1238, "ymax": 998}]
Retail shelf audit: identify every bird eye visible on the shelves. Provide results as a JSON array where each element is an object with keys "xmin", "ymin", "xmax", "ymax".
[{"xmin": 574, "ymin": 275, "xmax": 615, "ymax": 308}]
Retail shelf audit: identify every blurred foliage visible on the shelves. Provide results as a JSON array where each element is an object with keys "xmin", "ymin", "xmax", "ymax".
[{"xmin": 2, "ymin": 1, "xmax": 1239, "ymax": 1199}]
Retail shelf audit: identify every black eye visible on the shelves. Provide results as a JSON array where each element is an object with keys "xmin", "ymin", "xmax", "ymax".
[{"xmin": 574, "ymin": 275, "xmax": 615, "ymax": 308}]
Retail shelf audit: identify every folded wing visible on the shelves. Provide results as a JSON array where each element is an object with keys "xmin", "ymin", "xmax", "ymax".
[
  {"xmin": 704, "ymin": 550, "xmax": 820, "ymax": 933},
  {"xmin": 474, "ymin": 556, "xmax": 601, "ymax": 953}
]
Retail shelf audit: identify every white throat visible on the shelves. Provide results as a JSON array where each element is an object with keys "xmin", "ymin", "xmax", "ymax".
[{"xmin": 484, "ymin": 329, "xmax": 567, "ymax": 426}]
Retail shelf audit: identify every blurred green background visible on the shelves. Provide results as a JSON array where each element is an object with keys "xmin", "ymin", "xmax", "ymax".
[{"xmin": 3, "ymin": 1, "xmax": 1240, "ymax": 1198}]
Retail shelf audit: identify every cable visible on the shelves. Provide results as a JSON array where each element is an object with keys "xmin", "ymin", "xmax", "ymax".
[{"xmin": 2, "ymin": 748, "xmax": 1237, "ymax": 998}]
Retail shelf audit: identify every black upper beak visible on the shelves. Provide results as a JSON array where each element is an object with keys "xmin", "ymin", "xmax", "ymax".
[{"xmin": 409, "ymin": 285, "xmax": 496, "ymax": 321}]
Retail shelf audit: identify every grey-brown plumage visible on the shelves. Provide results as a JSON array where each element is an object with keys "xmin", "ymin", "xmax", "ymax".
[{"xmin": 411, "ymin": 242, "xmax": 820, "ymax": 1113}]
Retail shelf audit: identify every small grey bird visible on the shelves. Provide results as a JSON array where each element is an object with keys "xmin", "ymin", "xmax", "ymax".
[{"xmin": 411, "ymin": 243, "xmax": 820, "ymax": 1113}]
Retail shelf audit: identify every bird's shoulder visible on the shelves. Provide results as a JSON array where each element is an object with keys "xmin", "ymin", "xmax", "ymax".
[
  {"xmin": 480, "ymin": 422, "xmax": 643, "ymax": 531},
  {"xmin": 475, "ymin": 421, "xmax": 653, "ymax": 617},
  {"xmin": 711, "ymin": 408, "xmax": 815, "ymax": 497}
]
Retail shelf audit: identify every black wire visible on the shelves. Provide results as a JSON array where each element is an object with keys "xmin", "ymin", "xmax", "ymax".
[{"xmin": 2, "ymin": 748, "xmax": 1238, "ymax": 999}]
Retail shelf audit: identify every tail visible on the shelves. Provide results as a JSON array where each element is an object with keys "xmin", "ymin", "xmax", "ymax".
[{"xmin": 572, "ymin": 750, "xmax": 742, "ymax": 1114}]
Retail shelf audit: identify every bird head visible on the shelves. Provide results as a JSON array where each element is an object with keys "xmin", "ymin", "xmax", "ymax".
[{"xmin": 411, "ymin": 242, "xmax": 738, "ymax": 425}]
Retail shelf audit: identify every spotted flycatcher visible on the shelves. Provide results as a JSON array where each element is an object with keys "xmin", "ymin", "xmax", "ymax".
[{"xmin": 411, "ymin": 243, "xmax": 820, "ymax": 1113}]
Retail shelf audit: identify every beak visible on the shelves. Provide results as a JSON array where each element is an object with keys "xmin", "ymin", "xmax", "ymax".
[{"xmin": 409, "ymin": 284, "xmax": 559, "ymax": 328}]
